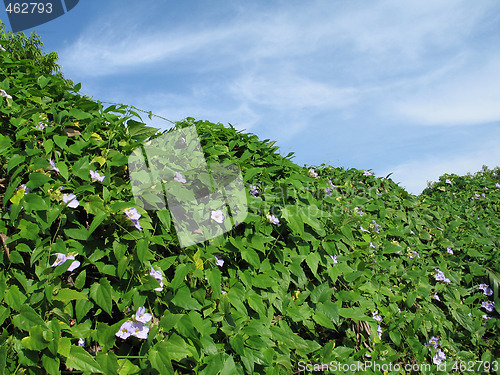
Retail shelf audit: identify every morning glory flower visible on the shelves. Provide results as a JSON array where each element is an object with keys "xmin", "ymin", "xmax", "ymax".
[
  {"xmin": 478, "ymin": 284, "xmax": 493, "ymax": 296},
  {"xmin": 62, "ymin": 193, "xmax": 79, "ymax": 208},
  {"xmin": 36, "ymin": 122, "xmax": 47, "ymax": 130},
  {"xmin": 360, "ymin": 226, "xmax": 370, "ymax": 233},
  {"xmin": 425, "ymin": 336, "xmax": 439, "ymax": 349},
  {"xmin": 496, "ymin": 182, "xmax": 500, "ymax": 189},
  {"xmin": 135, "ymin": 307, "xmax": 153, "ymax": 324},
  {"xmin": 211, "ymin": 210, "xmax": 225, "ymax": 224},
  {"xmin": 0, "ymin": 45, "xmax": 5, "ymax": 52},
  {"xmin": 434, "ymin": 269, "xmax": 451, "ymax": 284},
  {"xmin": 372, "ymin": 220, "xmax": 381, "ymax": 233},
  {"xmin": 324, "ymin": 187, "xmax": 332, "ymax": 196},
  {"xmin": 116, "ymin": 321, "xmax": 135, "ymax": 339},
  {"xmin": 433, "ymin": 349, "xmax": 446, "ymax": 365},
  {"xmin": 249, "ymin": 185, "xmax": 259, "ymax": 196},
  {"xmin": 90, "ymin": 170, "xmax": 105, "ymax": 182},
  {"xmin": 0, "ymin": 89, "xmax": 11, "ymax": 99},
  {"xmin": 49, "ymin": 159, "xmax": 60, "ymax": 172},
  {"xmin": 267, "ymin": 214, "xmax": 280, "ymax": 225},
  {"xmin": 124, "ymin": 208, "xmax": 142, "ymax": 230},
  {"xmin": 377, "ymin": 325, "xmax": 382, "ymax": 340},
  {"xmin": 433, "ymin": 293, "xmax": 441, "ymax": 301},
  {"xmin": 409, "ymin": 250, "xmax": 420, "ymax": 259},
  {"xmin": 328, "ymin": 180, "xmax": 336, "ymax": 188},
  {"xmin": 130, "ymin": 322, "xmax": 149, "ymax": 339},
  {"xmin": 481, "ymin": 301, "xmax": 495, "ymax": 312},
  {"xmin": 330, "ymin": 255, "xmax": 338, "ymax": 264},
  {"xmin": 372, "ymin": 311, "xmax": 382, "ymax": 322},
  {"xmin": 51, "ymin": 253, "xmax": 80, "ymax": 272},
  {"xmin": 445, "ymin": 179, "xmax": 451, "ymax": 184},
  {"xmin": 77, "ymin": 338, "xmax": 85, "ymax": 347},
  {"xmin": 17, "ymin": 184, "xmax": 30, "ymax": 195},
  {"xmin": 174, "ymin": 172, "xmax": 186, "ymax": 183},
  {"xmin": 308, "ymin": 168, "xmax": 319, "ymax": 178},
  {"xmin": 482, "ymin": 314, "xmax": 492, "ymax": 320},
  {"xmin": 363, "ymin": 170, "xmax": 373, "ymax": 176},
  {"xmin": 214, "ymin": 255, "xmax": 224, "ymax": 267},
  {"xmin": 369, "ymin": 242, "xmax": 377, "ymax": 249},
  {"xmin": 150, "ymin": 266, "xmax": 164, "ymax": 291},
  {"xmin": 221, "ymin": 290, "xmax": 227, "ymax": 295},
  {"xmin": 446, "ymin": 248, "xmax": 454, "ymax": 254}
]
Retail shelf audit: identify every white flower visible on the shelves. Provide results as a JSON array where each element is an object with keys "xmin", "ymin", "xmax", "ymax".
[
  {"xmin": 211, "ymin": 210, "xmax": 224, "ymax": 224},
  {"xmin": 214, "ymin": 255, "xmax": 224, "ymax": 267},
  {"xmin": 135, "ymin": 307, "xmax": 152, "ymax": 324},
  {"xmin": 62, "ymin": 193, "xmax": 79, "ymax": 208},
  {"xmin": 433, "ymin": 349, "xmax": 446, "ymax": 365},
  {"xmin": 0, "ymin": 45, "xmax": 5, "ymax": 52},
  {"xmin": 433, "ymin": 293, "xmax": 441, "ymax": 301},
  {"xmin": 363, "ymin": 170, "xmax": 373, "ymax": 176},
  {"xmin": 0, "ymin": 89, "xmax": 11, "ymax": 99},
  {"xmin": 174, "ymin": 172, "xmax": 186, "ymax": 183},
  {"xmin": 267, "ymin": 214, "xmax": 280, "ymax": 225},
  {"xmin": 90, "ymin": 170, "xmax": 105, "ymax": 182},
  {"xmin": 51, "ymin": 253, "xmax": 80, "ymax": 272},
  {"xmin": 77, "ymin": 338, "xmax": 85, "ymax": 346},
  {"xmin": 124, "ymin": 207, "xmax": 141, "ymax": 221},
  {"xmin": 130, "ymin": 322, "xmax": 149, "ymax": 339},
  {"xmin": 36, "ymin": 122, "xmax": 47, "ymax": 130},
  {"xmin": 49, "ymin": 159, "xmax": 60, "ymax": 172},
  {"xmin": 149, "ymin": 266, "xmax": 164, "ymax": 292},
  {"xmin": 372, "ymin": 311, "xmax": 383, "ymax": 322},
  {"xmin": 308, "ymin": 169, "xmax": 319, "ymax": 178},
  {"xmin": 330, "ymin": 255, "xmax": 338, "ymax": 264}
]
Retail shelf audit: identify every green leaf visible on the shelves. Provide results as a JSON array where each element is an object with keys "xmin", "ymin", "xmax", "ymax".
[
  {"xmin": 27, "ymin": 172, "xmax": 52, "ymax": 189},
  {"xmin": 96, "ymin": 352, "xmax": 119, "ymax": 375},
  {"xmin": 52, "ymin": 288, "xmax": 88, "ymax": 302},
  {"xmin": 90, "ymin": 278, "xmax": 114, "ymax": 316},
  {"xmin": 66, "ymin": 346, "xmax": 103, "ymax": 373},
  {"xmin": 339, "ymin": 307, "xmax": 369, "ymax": 321}
]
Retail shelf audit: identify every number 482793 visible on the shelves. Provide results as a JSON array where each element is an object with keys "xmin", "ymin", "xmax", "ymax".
[{"xmin": 6, "ymin": 2, "xmax": 53, "ymax": 14}]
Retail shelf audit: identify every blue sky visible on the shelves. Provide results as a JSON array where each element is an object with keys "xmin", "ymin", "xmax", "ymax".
[{"xmin": 2, "ymin": 0, "xmax": 500, "ymax": 194}]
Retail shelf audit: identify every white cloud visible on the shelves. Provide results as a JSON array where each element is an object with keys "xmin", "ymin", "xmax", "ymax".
[
  {"xmin": 391, "ymin": 56, "xmax": 500, "ymax": 126},
  {"xmin": 382, "ymin": 140, "xmax": 500, "ymax": 195}
]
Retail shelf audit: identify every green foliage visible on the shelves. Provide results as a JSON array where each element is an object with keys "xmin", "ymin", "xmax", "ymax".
[{"xmin": 0, "ymin": 25, "xmax": 498, "ymax": 375}]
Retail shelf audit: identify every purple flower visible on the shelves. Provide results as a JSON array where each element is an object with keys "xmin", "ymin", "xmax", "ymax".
[
  {"xmin": 363, "ymin": 170, "xmax": 373, "ymax": 176},
  {"xmin": 214, "ymin": 255, "xmax": 224, "ymax": 267},
  {"xmin": 446, "ymin": 248, "xmax": 454, "ymax": 255},
  {"xmin": 409, "ymin": 250, "xmax": 420, "ymax": 259},
  {"xmin": 135, "ymin": 307, "xmax": 152, "ymax": 324},
  {"xmin": 478, "ymin": 284, "xmax": 493, "ymax": 296},
  {"xmin": 328, "ymin": 180, "xmax": 336, "ymax": 188},
  {"xmin": 150, "ymin": 266, "xmax": 164, "ymax": 291},
  {"xmin": 308, "ymin": 169, "xmax": 319, "ymax": 178},
  {"xmin": 360, "ymin": 226, "xmax": 370, "ymax": 233},
  {"xmin": 433, "ymin": 293, "xmax": 440, "ymax": 301},
  {"xmin": 481, "ymin": 301, "xmax": 495, "ymax": 312},
  {"xmin": 174, "ymin": 172, "xmax": 186, "ymax": 183},
  {"xmin": 17, "ymin": 184, "xmax": 30, "ymax": 195},
  {"xmin": 211, "ymin": 210, "xmax": 225, "ymax": 224},
  {"xmin": 49, "ymin": 159, "xmax": 60, "ymax": 173},
  {"xmin": 496, "ymin": 182, "xmax": 500, "ymax": 189},
  {"xmin": 116, "ymin": 321, "xmax": 149, "ymax": 340},
  {"xmin": 482, "ymin": 314, "xmax": 492, "ymax": 320},
  {"xmin": 377, "ymin": 325, "xmax": 382, "ymax": 340},
  {"xmin": 62, "ymin": 193, "xmax": 79, "ymax": 208},
  {"xmin": 372, "ymin": 220, "xmax": 381, "ymax": 233},
  {"xmin": 51, "ymin": 253, "xmax": 80, "ymax": 272},
  {"xmin": 434, "ymin": 269, "xmax": 451, "ymax": 284},
  {"xmin": 36, "ymin": 122, "xmax": 47, "ymax": 130},
  {"xmin": 372, "ymin": 311, "xmax": 382, "ymax": 322},
  {"xmin": 124, "ymin": 208, "xmax": 142, "ymax": 230},
  {"xmin": 267, "ymin": 214, "xmax": 280, "ymax": 225},
  {"xmin": 426, "ymin": 336, "xmax": 439, "ymax": 349},
  {"xmin": 77, "ymin": 338, "xmax": 85, "ymax": 347},
  {"xmin": 90, "ymin": 170, "xmax": 105, "ymax": 182},
  {"xmin": 445, "ymin": 179, "xmax": 451, "ymax": 184},
  {"xmin": 330, "ymin": 255, "xmax": 338, "ymax": 264},
  {"xmin": 433, "ymin": 349, "xmax": 446, "ymax": 365},
  {"xmin": 324, "ymin": 187, "xmax": 332, "ymax": 196},
  {"xmin": 249, "ymin": 185, "xmax": 259, "ymax": 196},
  {"xmin": 369, "ymin": 242, "xmax": 377, "ymax": 249},
  {"xmin": 0, "ymin": 89, "xmax": 12, "ymax": 99},
  {"xmin": 221, "ymin": 289, "xmax": 227, "ymax": 295},
  {"xmin": 0, "ymin": 45, "xmax": 5, "ymax": 52}
]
